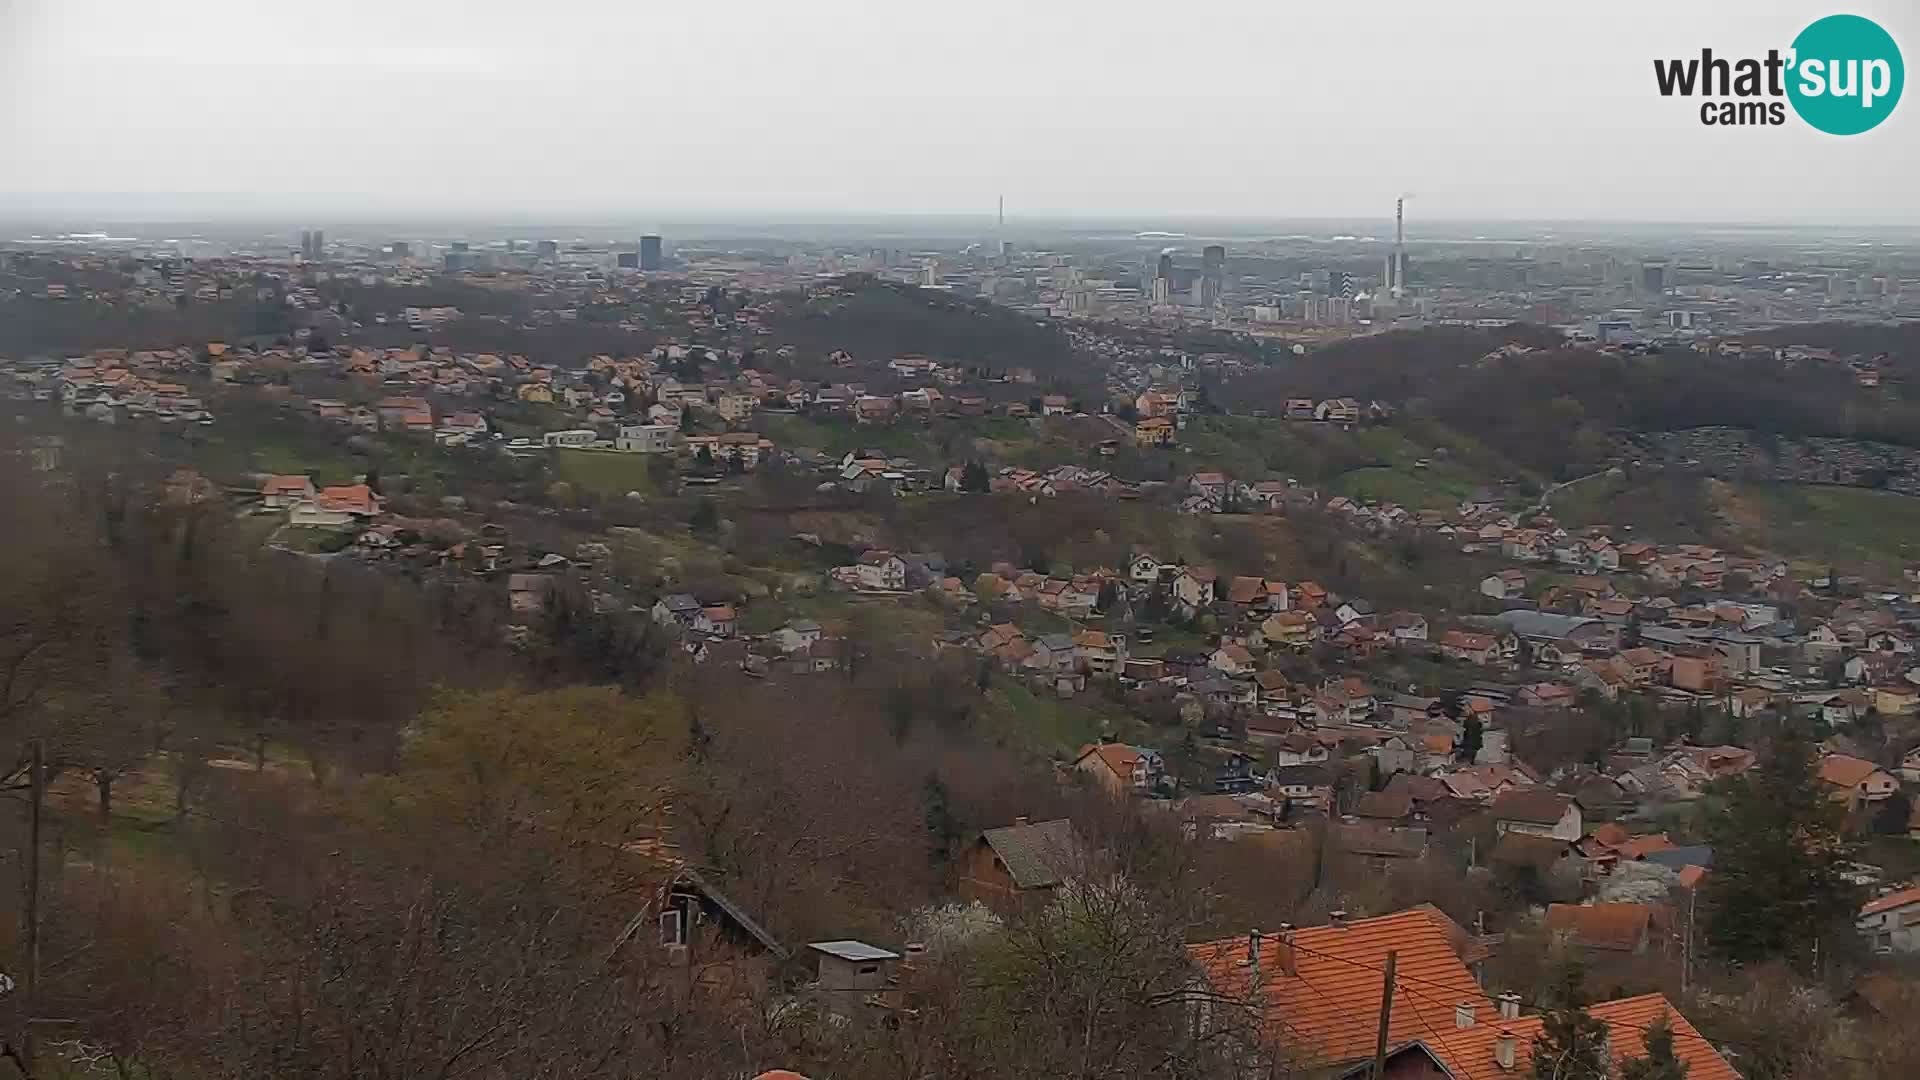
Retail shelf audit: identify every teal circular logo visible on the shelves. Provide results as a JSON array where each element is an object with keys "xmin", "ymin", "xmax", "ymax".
[{"xmin": 1788, "ymin": 14, "xmax": 1903, "ymax": 135}]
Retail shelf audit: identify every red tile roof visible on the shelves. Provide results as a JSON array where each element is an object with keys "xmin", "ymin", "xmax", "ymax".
[
  {"xmin": 1545, "ymin": 903, "xmax": 1653, "ymax": 952},
  {"xmin": 1190, "ymin": 912, "xmax": 1735, "ymax": 1080},
  {"xmin": 1861, "ymin": 885, "xmax": 1920, "ymax": 917}
]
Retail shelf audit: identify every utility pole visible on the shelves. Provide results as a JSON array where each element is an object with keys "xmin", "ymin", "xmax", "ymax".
[
  {"xmin": 1370, "ymin": 950, "xmax": 1398, "ymax": 1080},
  {"xmin": 21, "ymin": 738, "xmax": 44, "ymax": 1075}
]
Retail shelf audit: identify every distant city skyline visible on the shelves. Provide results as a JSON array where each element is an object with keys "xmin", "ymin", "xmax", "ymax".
[{"xmin": 4, "ymin": 1, "xmax": 1916, "ymax": 225}]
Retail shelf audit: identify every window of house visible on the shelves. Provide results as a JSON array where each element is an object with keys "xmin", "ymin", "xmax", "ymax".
[
  {"xmin": 858, "ymin": 964, "xmax": 879, "ymax": 976},
  {"xmin": 660, "ymin": 908, "xmax": 687, "ymax": 946}
]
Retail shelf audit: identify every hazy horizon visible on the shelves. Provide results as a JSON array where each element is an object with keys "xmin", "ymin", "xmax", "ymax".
[{"xmin": 5, "ymin": 0, "xmax": 1916, "ymax": 226}]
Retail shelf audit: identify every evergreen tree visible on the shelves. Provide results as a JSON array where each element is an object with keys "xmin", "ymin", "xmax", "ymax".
[
  {"xmin": 961, "ymin": 459, "xmax": 991, "ymax": 493},
  {"xmin": 688, "ymin": 499, "xmax": 719, "ymax": 536},
  {"xmin": 1458, "ymin": 714, "xmax": 1484, "ymax": 762},
  {"xmin": 1703, "ymin": 728, "xmax": 1862, "ymax": 968},
  {"xmin": 1619, "ymin": 1014, "xmax": 1690, "ymax": 1080},
  {"xmin": 1531, "ymin": 957, "xmax": 1611, "ymax": 1080}
]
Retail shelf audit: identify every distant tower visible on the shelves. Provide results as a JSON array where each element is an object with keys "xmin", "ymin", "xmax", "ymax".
[
  {"xmin": 536, "ymin": 239, "xmax": 559, "ymax": 260},
  {"xmin": 1391, "ymin": 197, "xmax": 1406, "ymax": 299},
  {"xmin": 640, "ymin": 234, "xmax": 663, "ymax": 271},
  {"xmin": 997, "ymin": 195, "xmax": 1009, "ymax": 262}
]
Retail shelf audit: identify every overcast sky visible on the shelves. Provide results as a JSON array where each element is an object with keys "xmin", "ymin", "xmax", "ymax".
[{"xmin": 2, "ymin": 0, "xmax": 1915, "ymax": 224}]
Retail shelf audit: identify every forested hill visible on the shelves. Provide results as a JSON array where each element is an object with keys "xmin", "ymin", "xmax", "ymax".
[
  {"xmin": 765, "ymin": 276, "xmax": 1086, "ymax": 388},
  {"xmin": 1219, "ymin": 327, "xmax": 1920, "ymax": 481}
]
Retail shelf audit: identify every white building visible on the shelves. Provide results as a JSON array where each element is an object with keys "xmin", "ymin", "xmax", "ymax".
[
  {"xmin": 543, "ymin": 429, "xmax": 598, "ymax": 448},
  {"xmin": 616, "ymin": 423, "xmax": 675, "ymax": 453}
]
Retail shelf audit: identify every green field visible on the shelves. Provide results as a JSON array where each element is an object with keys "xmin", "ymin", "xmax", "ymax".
[
  {"xmin": 554, "ymin": 449, "xmax": 661, "ymax": 498},
  {"xmin": 1179, "ymin": 415, "xmax": 1520, "ymax": 510},
  {"xmin": 1727, "ymin": 482, "xmax": 1920, "ymax": 570},
  {"xmin": 977, "ymin": 681, "xmax": 1139, "ymax": 758}
]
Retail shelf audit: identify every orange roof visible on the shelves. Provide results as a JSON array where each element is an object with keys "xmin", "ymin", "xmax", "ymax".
[
  {"xmin": 1676, "ymin": 865, "xmax": 1709, "ymax": 889},
  {"xmin": 1441, "ymin": 629, "xmax": 1496, "ymax": 650},
  {"xmin": 1545, "ymin": 902, "xmax": 1652, "ymax": 952},
  {"xmin": 1617, "ymin": 833, "xmax": 1677, "ymax": 859},
  {"xmin": 1589, "ymin": 823, "xmax": 1630, "ymax": 849},
  {"xmin": 1227, "ymin": 576, "xmax": 1266, "ymax": 604},
  {"xmin": 1193, "ymin": 911, "xmax": 1734, "ymax": 1079},
  {"xmin": 1190, "ymin": 909, "xmax": 1501, "ymax": 1070},
  {"xmin": 314, "ymin": 483, "xmax": 381, "ymax": 515},
  {"xmin": 1417, "ymin": 994, "xmax": 1738, "ymax": 1080},
  {"xmin": 1862, "ymin": 885, "xmax": 1920, "ymax": 917},
  {"xmin": 1819, "ymin": 754, "xmax": 1885, "ymax": 788},
  {"xmin": 1076, "ymin": 743, "xmax": 1142, "ymax": 780}
]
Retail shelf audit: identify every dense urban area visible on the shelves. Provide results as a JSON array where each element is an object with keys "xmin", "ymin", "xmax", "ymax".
[{"xmin": 6, "ymin": 216, "xmax": 1920, "ymax": 1080}]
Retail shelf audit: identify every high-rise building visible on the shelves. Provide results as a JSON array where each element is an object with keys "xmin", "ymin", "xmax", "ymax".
[
  {"xmin": 1151, "ymin": 252, "xmax": 1174, "ymax": 305},
  {"xmin": 640, "ymin": 234, "xmax": 663, "ymax": 271},
  {"xmin": 1200, "ymin": 245, "xmax": 1225, "ymax": 309},
  {"xmin": 616, "ymin": 251, "xmax": 640, "ymax": 269},
  {"xmin": 1640, "ymin": 261, "xmax": 1668, "ymax": 295},
  {"xmin": 389, "ymin": 240, "xmax": 411, "ymax": 259},
  {"xmin": 536, "ymin": 239, "xmax": 559, "ymax": 259},
  {"xmin": 298, "ymin": 229, "xmax": 324, "ymax": 260}
]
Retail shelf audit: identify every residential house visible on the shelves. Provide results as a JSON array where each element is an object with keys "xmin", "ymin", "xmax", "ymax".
[
  {"xmin": 1073, "ymin": 629, "xmax": 1128, "ymax": 678},
  {"xmin": 1026, "ymin": 633, "xmax": 1080, "ymax": 675},
  {"xmin": 1187, "ymin": 472, "xmax": 1230, "ymax": 503},
  {"xmin": 1517, "ymin": 683, "xmax": 1576, "ymax": 709},
  {"xmin": 288, "ymin": 483, "xmax": 383, "ymax": 527},
  {"xmin": 1439, "ymin": 629, "xmax": 1500, "ymax": 666},
  {"xmin": 694, "ymin": 605, "xmax": 737, "ymax": 638},
  {"xmin": 1128, "ymin": 552, "xmax": 1163, "ymax": 584},
  {"xmin": 1859, "ymin": 886, "xmax": 1920, "ymax": 953},
  {"xmin": 508, "ymin": 574, "xmax": 554, "ymax": 616},
  {"xmin": 1382, "ymin": 611, "xmax": 1428, "ymax": 643},
  {"xmin": 855, "ymin": 551, "xmax": 908, "ymax": 592},
  {"xmin": 1545, "ymin": 903, "xmax": 1659, "ymax": 955},
  {"xmin": 1261, "ymin": 610, "xmax": 1318, "ymax": 651},
  {"xmin": 1073, "ymin": 742, "xmax": 1166, "ymax": 796},
  {"xmin": 1133, "ymin": 415, "xmax": 1175, "ymax": 447},
  {"xmin": 1819, "ymin": 754, "xmax": 1900, "ymax": 810},
  {"xmin": 1271, "ymin": 764, "xmax": 1333, "ymax": 813},
  {"xmin": 1172, "ymin": 566, "xmax": 1217, "ymax": 612},
  {"xmin": 958, "ymin": 818, "xmax": 1083, "ymax": 904},
  {"xmin": 623, "ymin": 854, "xmax": 787, "ymax": 1005},
  {"xmin": 259, "ymin": 474, "xmax": 316, "ymax": 509},
  {"xmin": 651, "ymin": 593, "xmax": 702, "ymax": 629},
  {"xmin": 1491, "ymin": 789, "xmax": 1583, "ymax": 841},
  {"xmin": 1270, "ymin": 731, "xmax": 1330, "ymax": 767},
  {"xmin": 616, "ymin": 423, "xmax": 675, "ymax": 453},
  {"xmin": 770, "ymin": 619, "xmax": 823, "ymax": 654},
  {"xmin": 1208, "ymin": 643, "xmax": 1256, "ymax": 677}
]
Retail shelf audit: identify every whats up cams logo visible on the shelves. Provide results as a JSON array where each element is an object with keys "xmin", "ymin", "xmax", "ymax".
[{"xmin": 1654, "ymin": 13, "xmax": 1904, "ymax": 133}]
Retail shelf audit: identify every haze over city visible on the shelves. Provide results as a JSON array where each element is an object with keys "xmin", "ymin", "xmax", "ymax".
[{"xmin": 3, "ymin": 0, "xmax": 1917, "ymax": 225}]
